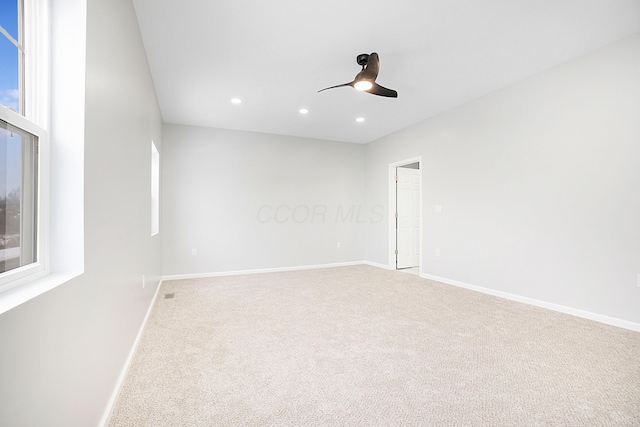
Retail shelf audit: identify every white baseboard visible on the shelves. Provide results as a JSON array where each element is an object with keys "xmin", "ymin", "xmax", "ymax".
[
  {"xmin": 420, "ymin": 272, "xmax": 640, "ymax": 333},
  {"xmin": 98, "ymin": 278, "xmax": 163, "ymax": 427},
  {"xmin": 362, "ymin": 260, "xmax": 394, "ymax": 270},
  {"xmin": 162, "ymin": 261, "xmax": 366, "ymax": 281}
]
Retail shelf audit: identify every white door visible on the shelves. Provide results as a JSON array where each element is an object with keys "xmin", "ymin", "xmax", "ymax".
[{"xmin": 396, "ymin": 167, "xmax": 420, "ymax": 269}]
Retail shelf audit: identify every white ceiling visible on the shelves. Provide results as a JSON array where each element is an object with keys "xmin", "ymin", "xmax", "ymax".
[{"xmin": 132, "ymin": 0, "xmax": 640, "ymax": 144}]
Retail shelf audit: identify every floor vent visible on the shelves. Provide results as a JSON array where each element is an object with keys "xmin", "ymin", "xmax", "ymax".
[{"xmin": 164, "ymin": 293, "xmax": 175, "ymax": 299}]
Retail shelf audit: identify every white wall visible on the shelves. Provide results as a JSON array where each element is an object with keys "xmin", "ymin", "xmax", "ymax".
[
  {"xmin": 162, "ymin": 124, "xmax": 366, "ymax": 276},
  {"xmin": 0, "ymin": 0, "xmax": 163, "ymax": 425},
  {"xmin": 366, "ymin": 33, "xmax": 640, "ymax": 324}
]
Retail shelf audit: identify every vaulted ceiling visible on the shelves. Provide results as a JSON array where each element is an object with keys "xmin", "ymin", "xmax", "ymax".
[{"xmin": 132, "ymin": 0, "xmax": 640, "ymax": 144}]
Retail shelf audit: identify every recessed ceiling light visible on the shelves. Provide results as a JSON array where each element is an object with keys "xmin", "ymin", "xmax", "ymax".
[
  {"xmin": 356, "ymin": 117, "xmax": 365, "ymax": 123},
  {"xmin": 299, "ymin": 108, "xmax": 309, "ymax": 114},
  {"xmin": 231, "ymin": 98, "xmax": 242, "ymax": 104}
]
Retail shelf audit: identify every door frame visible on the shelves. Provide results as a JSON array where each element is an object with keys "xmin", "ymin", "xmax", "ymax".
[{"xmin": 388, "ymin": 156, "xmax": 422, "ymax": 270}]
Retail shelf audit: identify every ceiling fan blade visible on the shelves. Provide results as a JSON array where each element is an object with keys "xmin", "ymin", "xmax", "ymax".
[
  {"xmin": 368, "ymin": 82, "xmax": 398, "ymax": 98},
  {"xmin": 360, "ymin": 52, "xmax": 380, "ymax": 81},
  {"xmin": 317, "ymin": 82, "xmax": 354, "ymax": 93}
]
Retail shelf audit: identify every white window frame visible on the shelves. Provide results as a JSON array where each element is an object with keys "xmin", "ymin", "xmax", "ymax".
[{"xmin": 0, "ymin": 0, "xmax": 50, "ymax": 291}]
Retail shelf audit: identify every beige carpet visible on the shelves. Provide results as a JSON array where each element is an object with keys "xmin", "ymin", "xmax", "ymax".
[{"xmin": 108, "ymin": 265, "xmax": 640, "ymax": 426}]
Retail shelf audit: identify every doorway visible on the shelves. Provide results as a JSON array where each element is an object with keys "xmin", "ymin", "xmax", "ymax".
[{"xmin": 388, "ymin": 157, "xmax": 422, "ymax": 271}]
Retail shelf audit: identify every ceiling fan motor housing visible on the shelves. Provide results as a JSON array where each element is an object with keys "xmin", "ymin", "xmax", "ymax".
[{"xmin": 356, "ymin": 54, "xmax": 370, "ymax": 67}]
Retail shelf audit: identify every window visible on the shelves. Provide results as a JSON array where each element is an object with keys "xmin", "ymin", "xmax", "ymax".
[
  {"xmin": 151, "ymin": 141, "xmax": 159, "ymax": 236},
  {"xmin": 0, "ymin": 119, "xmax": 38, "ymax": 275},
  {"xmin": 0, "ymin": 0, "xmax": 24, "ymax": 114},
  {"xmin": 0, "ymin": 0, "xmax": 48, "ymax": 290}
]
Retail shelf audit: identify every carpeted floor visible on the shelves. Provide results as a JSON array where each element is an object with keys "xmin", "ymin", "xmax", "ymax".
[{"xmin": 108, "ymin": 265, "xmax": 640, "ymax": 426}]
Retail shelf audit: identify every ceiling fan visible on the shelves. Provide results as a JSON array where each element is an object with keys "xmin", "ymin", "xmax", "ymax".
[{"xmin": 318, "ymin": 52, "xmax": 398, "ymax": 98}]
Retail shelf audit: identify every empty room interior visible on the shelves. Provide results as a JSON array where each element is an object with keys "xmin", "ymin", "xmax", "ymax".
[{"xmin": 1, "ymin": 0, "xmax": 639, "ymax": 426}]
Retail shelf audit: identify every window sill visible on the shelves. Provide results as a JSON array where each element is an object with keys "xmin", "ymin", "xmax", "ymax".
[{"xmin": 0, "ymin": 271, "xmax": 83, "ymax": 315}]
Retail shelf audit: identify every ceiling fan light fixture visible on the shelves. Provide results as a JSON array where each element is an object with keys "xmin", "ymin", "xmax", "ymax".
[{"xmin": 354, "ymin": 80, "xmax": 373, "ymax": 91}]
